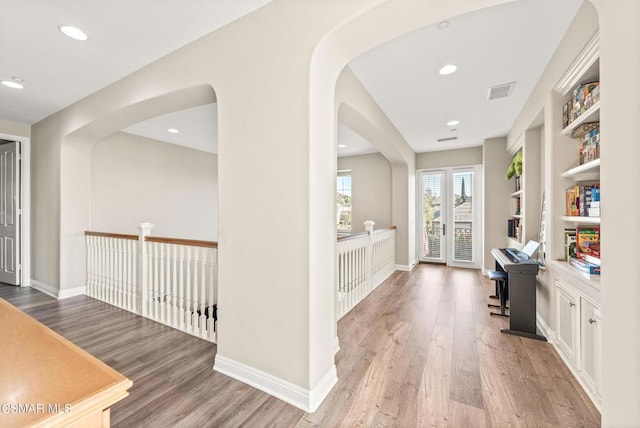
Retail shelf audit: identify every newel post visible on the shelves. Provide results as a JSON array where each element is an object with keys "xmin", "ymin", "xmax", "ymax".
[
  {"xmin": 138, "ymin": 222, "xmax": 154, "ymax": 317},
  {"xmin": 364, "ymin": 220, "xmax": 375, "ymax": 292}
]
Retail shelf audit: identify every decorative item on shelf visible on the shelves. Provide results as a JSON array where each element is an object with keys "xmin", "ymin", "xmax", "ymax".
[
  {"xmin": 505, "ymin": 150, "xmax": 523, "ymax": 180},
  {"xmin": 514, "ymin": 175, "xmax": 521, "ymax": 192},
  {"xmin": 571, "ymin": 121, "xmax": 599, "ymax": 139}
]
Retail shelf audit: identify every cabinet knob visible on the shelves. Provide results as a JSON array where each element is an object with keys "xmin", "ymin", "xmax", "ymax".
[
  {"xmin": 569, "ymin": 302, "xmax": 576, "ymax": 307},
  {"xmin": 589, "ymin": 318, "xmax": 596, "ymax": 324}
]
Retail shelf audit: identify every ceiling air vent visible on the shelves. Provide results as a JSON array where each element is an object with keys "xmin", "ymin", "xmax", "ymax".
[
  {"xmin": 487, "ymin": 82, "xmax": 516, "ymax": 100},
  {"xmin": 436, "ymin": 136, "xmax": 458, "ymax": 143}
]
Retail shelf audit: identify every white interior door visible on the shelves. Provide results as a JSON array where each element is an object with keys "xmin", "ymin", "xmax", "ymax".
[{"xmin": 0, "ymin": 141, "xmax": 20, "ymax": 285}]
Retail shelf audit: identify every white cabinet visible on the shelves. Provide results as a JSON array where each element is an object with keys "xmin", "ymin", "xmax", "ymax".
[
  {"xmin": 580, "ymin": 297, "xmax": 601, "ymax": 398},
  {"xmin": 553, "ymin": 275, "xmax": 602, "ymax": 407},
  {"xmin": 555, "ymin": 280, "xmax": 580, "ymax": 364}
]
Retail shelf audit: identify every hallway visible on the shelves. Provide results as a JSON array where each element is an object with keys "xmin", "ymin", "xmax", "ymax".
[{"xmin": 0, "ymin": 264, "xmax": 599, "ymax": 427}]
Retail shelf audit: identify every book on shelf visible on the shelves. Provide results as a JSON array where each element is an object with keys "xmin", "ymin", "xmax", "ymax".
[
  {"xmin": 564, "ymin": 228, "xmax": 577, "ymax": 261},
  {"xmin": 564, "ymin": 81, "xmax": 600, "ymax": 128},
  {"xmin": 569, "ymin": 256, "xmax": 601, "ymax": 275},
  {"xmin": 576, "ymin": 226, "xmax": 600, "ymax": 269},
  {"xmin": 511, "ymin": 197, "xmax": 521, "ymax": 216},
  {"xmin": 565, "ymin": 183, "xmax": 600, "ymax": 217},
  {"xmin": 507, "ymin": 218, "xmax": 521, "ymax": 240},
  {"xmin": 579, "ymin": 125, "xmax": 600, "ymax": 165}
]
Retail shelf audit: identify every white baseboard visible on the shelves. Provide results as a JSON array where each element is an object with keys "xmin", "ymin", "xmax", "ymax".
[
  {"xmin": 59, "ymin": 286, "xmax": 86, "ymax": 299},
  {"xmin": 30, "ymin": 280, "xmax": 86, "ymax": 300},
  {"xmin": 30, "ymin": 280, "xmax": 60, "ymax": 298},
  {"xmin": 395, "ymin": 259, "xmax": 418, "ymax": 272},
  {"xmin": 536, "ymin": 312, "xmax": 555, "ymax": 343},
  {"xmin": 334, "ymin": 336, "xmax": 341, "ymax": 354},
  {"xmin": 213, "ymin": 354, "xmax": 337, "ymax": 412}
]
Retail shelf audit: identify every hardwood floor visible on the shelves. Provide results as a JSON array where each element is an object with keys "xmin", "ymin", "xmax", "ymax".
[{"xmin": 0, "ymin": 264, "xmax": 600, "ymax": 427}]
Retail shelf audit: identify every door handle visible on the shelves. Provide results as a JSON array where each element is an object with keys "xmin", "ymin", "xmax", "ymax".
[
  {"xmin": 569, "ymin": 302, "xmax": 576, "ymax": 307},
  {"xmin": 443, "ymin": 224, "xmax": 446, "ymax": 236},
  {"xmin": 588, "ymin": 318, "xmax": 596, "ymax": 324}
]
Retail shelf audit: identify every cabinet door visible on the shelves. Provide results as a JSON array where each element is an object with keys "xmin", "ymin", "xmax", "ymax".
[
  {"xmin": 555, "ymin": 281, "xmax": 580, "ymax": 364},
  {"xmin": 580, "ymin": 298, "xmax": 601, "ymax": 397}
]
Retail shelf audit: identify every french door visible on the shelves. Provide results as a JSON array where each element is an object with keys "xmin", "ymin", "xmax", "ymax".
[{"xmin": 418, "ymin": 167, "xmax": 481, "ymax": 268}]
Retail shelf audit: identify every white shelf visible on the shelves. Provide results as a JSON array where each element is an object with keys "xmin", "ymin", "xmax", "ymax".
[
  {"xmin": 561, "ymin": 158, "xmax": 600, "ymax": 179},
  {"xmin": 511, "ymin": 190, "xmax": 523, "ymax": 197},
  {"xmin": 511, "ymin": 214, "xmax": 523, "ymax": 219},
  {"xmin": 562, "ymin": 101, "xmax": 600, "ymax": 136},
  {"xmin": 561, "ymin": 216, "xmax": 601, "ymax": 224}
]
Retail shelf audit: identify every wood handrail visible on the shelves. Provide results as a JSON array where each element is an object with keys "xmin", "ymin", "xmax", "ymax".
[
  {"xmin": 85, "ymin": 231, "xmax": 217, "ymax": 248},
  {"xmin": 337, "ymin": 232, "xmax": 369, "ymax": 242},
  {"xmin": 145, "ymin": 236, "xmax": 218, "ymax": 248},
  {"xmin": 84, "ymin": 231, "xmax": 138, "ymax": 241},
  {"xmin": 337, "ymin": 226, "xmax": 396, "ymax": 242}
]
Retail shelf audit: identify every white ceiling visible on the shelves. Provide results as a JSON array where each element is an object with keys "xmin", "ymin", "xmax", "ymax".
[
  {"xmin": 1, "ymin": 0, "xmax": 584, "ymax": 157},
  {"xmin": 349, "ymin": 0, "xmax": 584, "ymax": 153},
  {"xmin": 0, "ymin": 0, "xmax": 270, "ymax": 124},
  {"xmin": 124, "ymin": 104, "xmax": 218, "ymax": 154}
]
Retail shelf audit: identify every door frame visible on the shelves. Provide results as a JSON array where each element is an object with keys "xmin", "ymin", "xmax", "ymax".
[
  {"xmin": 417, "ymin": 164, "xmax": 483, "ymax": 269},
  {"xmin": 0, "ymin": 132, "xmax": 30, "ymax": 287}
]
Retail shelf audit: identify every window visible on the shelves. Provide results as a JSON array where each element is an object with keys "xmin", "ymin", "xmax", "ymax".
[{"xmin": 337, "ymin": 171, "xmax": 352, "ymax": 231}]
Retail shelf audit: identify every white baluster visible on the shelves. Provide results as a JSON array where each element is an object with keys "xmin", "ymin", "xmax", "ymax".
[{"xmin": 178, "ymin": 245, "xmax": 185, "ymax": 329}]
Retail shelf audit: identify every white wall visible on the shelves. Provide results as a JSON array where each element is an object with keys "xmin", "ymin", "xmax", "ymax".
[
  {"xmin": 91, "ymin": 132, "xmax": 217, "ymax": 241},
  {"xmin": 0, "ymin": 119, "xmax": 30, "ymax": 138},
  {"xmin": 482, "ymin": 137, "xmax": 511, "ymax": 271},
  {"xmin": 416, "ymin": 147, "xmax": 483, "ymax": 170},
  {"xmin": 337, "ymin": 153, "xmax": 392, "ymax": 232}
]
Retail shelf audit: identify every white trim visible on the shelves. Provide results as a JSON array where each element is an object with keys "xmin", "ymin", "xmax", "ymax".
[
  {"xmin": 58, "ymin": 286, "xmax": 86, "ymax": 299},
  {"xmin": 334, "ymin": 336, "xmax": 341, "ymax": 354},
  {"xmin": 395, "ymin": 260, "xmax": 417, "ymax": 272},
  {"xmin": 30, "ymin": 280, "xmax": 59, "ymax": 298},
  {"xmin": 554, "ymin": 31, "xmax": 599, "ymax": 95},
  {"xmin": 29, "ymin": 280, "xmax": 85, "ymax": 300},
  {"xmin": 213, "ymin": 354, "xmax": 337, "ymax": 412},
  {"xmin": 536, "ymin": 312, "xmax": 555, "ymax": 343},
  {"xmin": 0, "ymin": 133, "xmax": 30, "ymax": 288},
  {"xmin": 309, "ymin": 365, "xmax": 338, "ymax": 412}
]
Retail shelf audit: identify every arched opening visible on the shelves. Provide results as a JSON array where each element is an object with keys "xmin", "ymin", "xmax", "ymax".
[{"xmin": 59, "ymin": 85, "xmax": 219, "ymax": 341}]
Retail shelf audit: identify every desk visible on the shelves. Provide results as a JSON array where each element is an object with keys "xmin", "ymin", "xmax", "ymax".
[
  {"xmin": 491, "ymin": 248, "xmax": 546, "ymax": 341},
  {"xmin": 0, "ymin": 298, "xmax": 132, "ymax": 427}
]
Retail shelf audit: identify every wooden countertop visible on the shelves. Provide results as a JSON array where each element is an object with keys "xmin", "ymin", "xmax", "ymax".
[{"xmin": 0, "ymin": 298, "xmax": 132, "ymax": 427}]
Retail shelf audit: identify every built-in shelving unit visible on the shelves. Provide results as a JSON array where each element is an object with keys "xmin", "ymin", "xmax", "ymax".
[
  {"xmin": 547, "ymin": 32, "xmax": 602, "ymax": 409},
  {"xmin": 505, "ymin": 129, "xmax": 541, "ymax": 249}
]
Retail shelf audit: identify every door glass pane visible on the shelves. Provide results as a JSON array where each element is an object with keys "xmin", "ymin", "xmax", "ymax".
[
  {"xmin": 422, "ymin": 173, "xmax": 442, "ymax": 260},
  {"xmin": 453, "ymin": 171, "xmax": 473, "ymax": 262}
]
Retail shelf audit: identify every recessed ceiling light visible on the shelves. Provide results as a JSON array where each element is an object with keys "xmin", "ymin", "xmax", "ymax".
[
  {"xmin": 11, "ymin": 76, "xmax": 24, "ymax": 83},
  {"xmin": 168, "ymin": 128, "xmax": 180, "ymax": 134},
  {"xmin": 436, "ymin": 20, "xmax": 450, "ymax": 30},
  {"xmin": 1, "ymin": 80, "xmax": 24, "ymax": 89},
  {"xmin": 439, "ymin": 64, "xmax": 457, "ymax": 75},
  {"xmin": 338, "ymin": 144, "xmax": 346, "ymax": 148},
  {"xmin": 58, "ymin": 25, "xmax": 89, "ymax": 41},
  {"xmin": 447, "ymin": 120, "xmax": 460, "ymax": 127}
]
